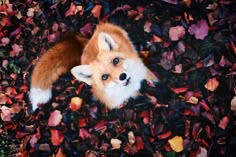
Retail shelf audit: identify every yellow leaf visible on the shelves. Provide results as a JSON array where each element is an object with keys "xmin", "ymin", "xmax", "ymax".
[{"xmin": 168, "ymin": 136, "xmax": 184, "ymax": 152}]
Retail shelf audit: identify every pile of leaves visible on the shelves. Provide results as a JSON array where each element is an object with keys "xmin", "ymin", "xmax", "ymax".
[{"xmin": 0, "ymin": 0, "xmax": 236, "ymax": 156}]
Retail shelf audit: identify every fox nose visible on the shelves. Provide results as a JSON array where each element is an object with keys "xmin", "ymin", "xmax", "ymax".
[{"xmin": 119, "ymin": 73, "xmax": 127, "ymax": 81}]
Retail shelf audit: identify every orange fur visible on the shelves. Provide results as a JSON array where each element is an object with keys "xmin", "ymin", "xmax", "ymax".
[{"xmin": 31, "ymin": 33, "xmax": 88, "ymax": 89}]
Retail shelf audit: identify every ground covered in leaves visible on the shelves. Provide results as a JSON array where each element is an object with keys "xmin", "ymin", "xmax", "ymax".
[{"xmin": 0, "ymin": 0, "xmax": 236, "ymax": 157}]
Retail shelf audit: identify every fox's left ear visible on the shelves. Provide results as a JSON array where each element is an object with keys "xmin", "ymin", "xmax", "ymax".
[
  {"xmin": 71, "ymin": 65, "xmax": 93, "ymax": 85},
  {"xmin": 98, "ymin": 32, "xmax": 119, "ymax": 52}
]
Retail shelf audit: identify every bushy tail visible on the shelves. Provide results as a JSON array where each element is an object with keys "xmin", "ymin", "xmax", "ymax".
[{"xmin": 29, "ymin": 33, "xmax": 88, "ymax": 110}]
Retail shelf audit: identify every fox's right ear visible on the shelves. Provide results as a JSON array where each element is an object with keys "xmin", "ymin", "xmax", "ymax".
[
  {"xmin": 71, "ymin": 65, "xmax": 93, "ymax": 85},
  {"xmin": 98, "ymin": 32, "xmax": 119, "ymax": 52}
]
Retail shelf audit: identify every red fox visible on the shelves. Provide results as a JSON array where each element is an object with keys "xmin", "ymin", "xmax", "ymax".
[{"xmin": 29, "ymin": 23, "xmax": 158, "ymax": 111}]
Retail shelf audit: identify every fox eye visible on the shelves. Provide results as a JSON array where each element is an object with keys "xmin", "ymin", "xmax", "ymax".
[
  {"xmin": 113, "ymin": 57, "xmax": 119, "ymax": 65},
  {"xmin": 101, "ymin": 74, "xmax": 109, "ymax": 80}
]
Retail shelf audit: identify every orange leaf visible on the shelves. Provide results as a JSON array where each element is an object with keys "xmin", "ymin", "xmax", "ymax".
[
  {"xmin": 50, "ymin": 129, "xmax": 64, "ymax": 146},
  {"xmin": 69, "ymin": 97, "xmax": 83, "ymax": 111},
  {"xmin": 204, "ymin": 77, "xmax": 219, "ymax": 92},
  {"xmin": 56, "ymin": 147, "xmax": 66, "ymax": 157},
  {"xmin": 168, "ymin": 136, "xmax": 184, "ymax": 152}
]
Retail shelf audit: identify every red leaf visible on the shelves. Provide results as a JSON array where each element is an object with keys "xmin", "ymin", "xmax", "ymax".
[
  {"xmin": 170, "ymin": 86, "xmax": 188, "ymax": 94},
  {"xmin": 218, "ymin": 116, "xmax": 230, "ymax": 130},
  {"xmin": 15, "ymin": 93, "xmax": 24, "ymax": 101},
  {"xmin": 48, "ymin": 110, "xmax": 62, "ymax": 127},
  {"xmin": 79, "ymin": 128, "xmax": 91, "ymax": 140},
  {"xmin": 199, "ymin": 100, "xmax": 210, "ymax": 111},
  {"xmin": 80, "ymin": 23, "xmax": 93, "ymax": 37},
  {"xmin": 94, "ymin": 120, "xmax": 107, "ymax": 132},
  {"xmin": 157, "ymin": 130, "xmax": 172, "ymax": 139},
  {"xmin": 78, "ymin": 118, "xmax": 88, "ymax": 127},
  {"xmin": 16, "ymin": 131, "xmax": 30, "ymax": 138},
  {"xmin": 135, "ymin": 136, "xmax": 144, "ymax": 150}
]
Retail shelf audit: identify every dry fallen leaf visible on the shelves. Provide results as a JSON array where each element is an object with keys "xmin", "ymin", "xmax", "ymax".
[
  {"xmin": 111, "ymin": 138, "xmax": 122, "ymax": 150},
  {"xmin": 48, "ymin": 110, "xmax": 62, "ymax": 127},
  {"xmin": 128, "ymin": 131, "xmax": 135, "ymax": 144},
  {"xmin": 50, "ymin": 129, "xmax": 64, "ymax": 146},
  {"xmin": 69, "ymin": 97, "xmax": 83, "ymax": 111},
  {"xmin": 0, "ymin": 106, "xmax": 12, "ymax": 122},
  {"xmin": 204, "ymin": 77, "xmax": 219, "ymax": 92},
  {"xmin": 56, "ymin": 147, "xmax": 66, "ymax": 157},
  {"xmin": 168, "ymin": 136, "xmax": 184, "ymax": 152},
  {"xmin": 218, "ymin": 116, "xmax": 230, "ymax": 130},
  {"xmin": 231, "ymin": 96, "xmax": 236, "ymax": 114},
  {"xmin": 91, "ymin": 5, "xmax": 102, "ymax": 18}
]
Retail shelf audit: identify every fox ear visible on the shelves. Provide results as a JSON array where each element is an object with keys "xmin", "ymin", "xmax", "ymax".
[
  {"xmin": 98, "ymin": 32, "xmax": 119, "ymax": 51},
  {"xmin": 71, "ymin": 65, "xmax": 93, "ymax": 85}
]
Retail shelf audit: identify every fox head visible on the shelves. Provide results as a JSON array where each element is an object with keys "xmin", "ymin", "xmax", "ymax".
[{"xmin": 71, "ymin": 31, "xmax": 147, "ymax": 109}]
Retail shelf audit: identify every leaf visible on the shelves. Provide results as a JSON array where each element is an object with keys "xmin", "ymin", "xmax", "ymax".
[
  {"xmin": 111, "ymin": 138, "xmax": 122, "ymax": 149},
  {"xmin": 30, "ymin": 134, "xmax": 39, "ymax": 148},
  {"xmin": 158, "ymin": 130, "xmax": 172, "ymax": 139},
  {"xmin": 170, "ymin": 86, "xmax": 188, "ymax": 94},
  {"xmin": 0, "ymin": 106, "xmax": 12, "ymax": 122},
  {"xmin": 128, "ymin": 131, "xmax": 135, "ymax": 144},
  {"xmin": 56, "ymin": 147, "xmax": 66, "ymax": 157},
  {"xmin": 188, "ymin": 20, "xmax": 209, "ymax": 40},
  {"xmin": 47, "ymin": 32, "xmax": 60, "ymax": 43},
  {"xmin": 169, "ymin": 25, "xmax": 186, "ymax": 41},
  {"xmin": 0, "ymin": 37, "xmax": 10, "ymax": 46},
  {"xmin": 135, "ymin": 136, "xmax": 144, "ymax": 150},
  {"xmin": 161, "ymin": 0, "xmax": 178, "ymax": 5},
  {"xmin": 48, "ymin": 110, "xmax": 62, "ymax": 127},
  {"xmin": 168, "ymin": 136, "xmax": 184, "ymax": 152},
  {"xmin": 50, "ymin": 129, "xmax": 64, "ymax": 146},
  {"xmin": 79, "ymin": 128, "xmax": 91, "ymax": 140},
  {"xmin": 231, "ymin": 96, "xmax": 236, "ymax": 113},
  {"xmin": 196, "ymin": 147, "xmax": 208, "ymax": 157},
  {"xmin": 80, "ymin": 23, "xmax": 93, "ymax": 37},
  {"xmin": 10, "ymin": 43, "xmax": 23, "ymax": 57},
  {"xmin": 0, "ymin": 93, "xmax": 7, "ymax": 104},
  {"xmin": 91, "ymin": 5, "xmax": 102, "ymax": 18},
  {"xmin": 69, "ymin": 97, "xmax": 83, "ymax": 111},
  {"xmin": 218, "ymin": 116, "xmax": 230, "ymax": 130},
  {"xmin": 204, "ymin": 77, "xmax": 219, "ymax": 92},
  {"xmin": 172, "ymin": 64, "xmax": 183, "ymax": 74},
  {"xmin": 65, "ymin": 2, "xmax": 82, "ymax": 17}
]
